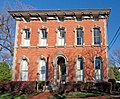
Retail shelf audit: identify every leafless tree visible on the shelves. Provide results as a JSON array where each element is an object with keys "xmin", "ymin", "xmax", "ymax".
[
  {"xmin": 0, "ymin": 13, "xmax": 14, "ymax": 56},
  {"xmin": 0, "ymin": 0, "xmax": 36, "ymax": 66},
  {"xmin": 110, "ymin": 48, "xmax": 120, "ymax": 67},
  {"xmin": 0, "ymin": 51, "xmax": 12, "ymax": 66}
]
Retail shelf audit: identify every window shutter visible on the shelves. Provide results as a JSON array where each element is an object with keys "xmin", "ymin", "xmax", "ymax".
[
  {"xmin": 77, "ymin": 59, "xmax": 80, "ymax": 70},
  {"xmin": 76, "ymin": 58, "xmax": 84, "ymax": 81},
  {"xmin": 58, "ymin": 31, "xmax": 60, "ymax": 45},
  {"xmin": 41, "ymin": 31, "xmax": 44, "ymax": 39},
  {"xmin": 40, "ymin": 31, "xmax": 44, "ymax": 46},
  {"xmin": 22, "ymin": 60, "xmax": 28, "ymax": 70},
  {"xmin": 21, "ymin": 60, "xmax": 28, "ymax": 81},
  {"xmin": 22, "ymin": 31, "xmax": 26, "ymax": 45}
]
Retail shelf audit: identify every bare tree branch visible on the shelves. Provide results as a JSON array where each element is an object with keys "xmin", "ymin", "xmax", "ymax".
[
  {"xmin": 110, "ymin": 48, "xmax": 120, "ymax": 67},
  {"xmin": 0, "ymin": 0, "xmax": 36, "ymax": 67}
]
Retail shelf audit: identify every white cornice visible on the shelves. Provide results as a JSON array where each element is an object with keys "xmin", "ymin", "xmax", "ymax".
[{"xmin": 9, "ymin": 9, "xmax": 111, "ymax": 22}]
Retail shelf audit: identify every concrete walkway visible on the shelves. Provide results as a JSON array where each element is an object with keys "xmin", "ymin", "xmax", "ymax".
[{"xmin": 28, "ymin": 92, "xmax": 54, "ymax": 99}]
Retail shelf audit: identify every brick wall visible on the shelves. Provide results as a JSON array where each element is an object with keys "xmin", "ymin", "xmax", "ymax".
[{"xmin": 14, "ymin": 19, "xmax": 108, "ymax": 81}]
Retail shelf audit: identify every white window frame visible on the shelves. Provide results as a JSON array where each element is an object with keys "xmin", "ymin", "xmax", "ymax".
[
  {"xmin": 92, "ymin": 27, "xmax": 102, "ymax": 46},
  {"xmin": 21, "ymin": 28, "xmax": 31, "ymax": 47},
  {"xmin": 38, "ymin": 58, "xmax": 47, "ymax": 81},
  {"xmin": 94, "ymin": 57, "xmax": 102, "ymax": 80},
  {"xmin": 38, "ymin": 28, "xmax": 48, "ymax": 47},
  {"xmin": 20, "ymin": 59, "xmax": 28, "ymax": 81},
  {"xmin": 56, "ymin": 27, "xmax": 66, "ymax": 46},
  {"xmin": 76, "ymin": 57, "xmax": 84, "ymax": 81},
  {"xmin": 75, "ymin": 28, "xmax": 84, "ymax": 46}
]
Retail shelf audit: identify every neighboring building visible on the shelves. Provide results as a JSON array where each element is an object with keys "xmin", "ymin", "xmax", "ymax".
[{"xmin": 9, "ymin": 9, "xmax": 110, "ymax": 83}]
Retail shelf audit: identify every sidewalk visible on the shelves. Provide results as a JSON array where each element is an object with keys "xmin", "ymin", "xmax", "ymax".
[{"xmin": 28, "ymin": 92, "xmax": 54, "ymax": 99}]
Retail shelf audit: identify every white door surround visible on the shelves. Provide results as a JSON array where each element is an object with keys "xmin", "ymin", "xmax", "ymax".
[{"xmin": 52, "ymin": 51, "xmax": 68, "ymax": 84}]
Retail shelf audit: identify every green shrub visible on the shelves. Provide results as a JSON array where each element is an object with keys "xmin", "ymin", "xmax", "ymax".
[
  {"xmin": 37, "ymin": 81, "xmax": 45, "ymax": 90},
  {"xmin": 84, "ymin": 82, "xmax": 94, "ymax": 91},
  {"xmin": 66, "ymin": 92, "xmax": 108, "ymax": 98},
  {"xmin": 0, "ymin": 93, "xmax": 27, "ymax": 99},
  {"xmin": 0, "ymin": 81, "xmax": 36, "ymax": 96},
  {"xmin": 108, "ymin": 79, "xmax": 116, "ymax": 90},
  {"xmin": 95, "ymin": 81, "xmax": 112, "ymax": 93},
  {"xmin": 63, "ymin": 81, "xmax": 84, "ymax": 93},
  {"xmin": 0, "ymin": 62, "xmax": 12, "ymax": 81},
  {"xmin": 75, "ymin": 81, "xmax": 84, "ymax": 91},
  {"xmin": 115, "ymin": 83, "xmax": 120, "ymax": 91},
  {"xmin": 64, "ymin": 82, "xmax": 75, "ymax": 93}
]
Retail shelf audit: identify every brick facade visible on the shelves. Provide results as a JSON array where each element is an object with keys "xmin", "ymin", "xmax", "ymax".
[{"xmin": 9, "ymin": 9, "xmax": 110, "ymax": 82}]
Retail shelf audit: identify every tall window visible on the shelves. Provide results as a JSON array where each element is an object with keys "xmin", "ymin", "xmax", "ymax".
[
  {"xmin": 21, "ymin": 59, "xmax": 28, "ymax": 81},
  {"xmin": 39, "ymin": 59, "xmax": 46, "ymax": 81},
  {"xmin": 94, "ymin": 57, "xmax": 102, "ymax": 80},
  {"xmin": 57, "ymin": 28, "xmax": 66, "ymax": 46},
  {"xmin": 39, "ymin": 29, "xmax": 48, "ymax": 46},
  {"xmin": 76, "ymin": 28, "xmax": 83, "ymax": 45},
  {"xmin": 76, "ymin": 57, "xmax": 84, "ymax": 81},
  {"xmin": 22, "ymin": 29, "xmax": 31, "ymax": 46},
  {"xmin": 93, "ymin": 28, "xmax": 101, "ymax": 45}
]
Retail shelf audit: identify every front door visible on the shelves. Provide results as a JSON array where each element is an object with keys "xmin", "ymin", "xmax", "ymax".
[{"xmin": 57, "ymin": 57, "xmax": 66, "ymax": 82}]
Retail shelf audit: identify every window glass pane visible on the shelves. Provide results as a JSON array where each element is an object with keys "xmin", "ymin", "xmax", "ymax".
[
  {"xmin": 41, "ymin": 29, "xmax": 47, "ymax": 39},
  {"xmin": 77, "ymin": 29, "xmax": 83, "ymax": 45},
  {"xmin": 59, "ymin": 29, "xmax": 65, "ymax": 38},
  {"xmin": 21, "ymin": 72, "xmax": 28, "ymax": 81},
  {"xmin": 77, "ymin": 57, "xmax": 84, "ymax": 81},
  {"xmin": 95, "ymin": 70, "xmax": 101, "ymax": 80},
  {"xmin": 21, "ymin": 60, "xmax": 28, "ymax": 70},
  {"xmin": 40, "ymin": 60, "xmax": 46, "ymax": 70},
  {"xmin": 58, "ymin": 29, "xmax": 65, "ymax": 46},
  {"xmin": 40, "ymin": 29, "xmax": 47, "ymax": 46},
  {"xmin": 77, "ymin": 58, "xmax": 84, "ymax": 70},
  {"xmin": 77, "ymin": 29, "xmax": 82, "ymax": 37},
  {"xmin": 94, "ymin": 28, "xmax": 101, "ymax": 45},
  {"xmin": 95, "ymin": 57, "xmax": 101, "ymax": 69},
  {"xmin": 39, "ymin": 59, "xmax": 46, "ymax": 81},
  {"xmin": 24, "ymin": 29, "xmax": 30, "ymax": 40},
  {"xmin": 77, "ymin": 38, "xmax": 82, "ymax": 45},
  {"xmin": 27, "ymin": 31, "xmax": 30, "ymax": 39},
  {"xmin": 79, "ymin": 58, "xmax": 84, "ymax": 69},
  {"xmin": 94, "ymin": 29, "xmax": 99, "ymax": 36},
  {"xmin": 21, "ymin": 59, "xmax": 28, "ymax": 81},
  {"xmin": 95, "ymin": 57, "xmax": 102, "ymax": 80}
]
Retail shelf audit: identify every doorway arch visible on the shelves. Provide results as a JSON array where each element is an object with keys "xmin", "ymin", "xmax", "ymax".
[{"xmin": 53, "ymin": 51, "xmax": 68, "ymax": 83}]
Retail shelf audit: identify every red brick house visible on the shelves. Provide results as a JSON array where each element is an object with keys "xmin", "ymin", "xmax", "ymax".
[{"xmin": 9, "ymin": 9, "xmax": 110, "ymax": 83}]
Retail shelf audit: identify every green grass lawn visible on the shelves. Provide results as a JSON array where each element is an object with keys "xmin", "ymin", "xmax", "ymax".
[
  {"xmin": 48, "ymin": 92, "xmax": 110, "ymax": 99},
  {"xmin": 66, "ymin": 92, "xmax": 109, "ymax": 98},
  {"xmin": 0, "ymin": 93, "xmax": 27, "ymax": 99}
]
